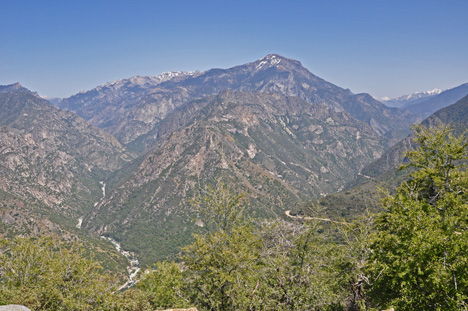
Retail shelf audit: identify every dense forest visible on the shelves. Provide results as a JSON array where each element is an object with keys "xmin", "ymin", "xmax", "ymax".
[{"xmin": 1, "ymin": 125, "xmax": 468, "ymax": 310}]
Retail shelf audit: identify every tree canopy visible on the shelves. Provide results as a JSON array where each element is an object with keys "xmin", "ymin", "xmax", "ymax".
[
  {"xmin": 0, "ymin": 236, "xmax": 115, "ymax": 310},
  {"xmin": 368, "ymin": 125, "xmax": 468, "ymax": 310}
]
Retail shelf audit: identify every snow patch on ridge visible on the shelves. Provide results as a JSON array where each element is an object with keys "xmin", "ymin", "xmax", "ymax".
[
  {"xmin": 255, "ymin": 54, "xmax": 283, "ymax": 71},
  {"xmin": 381, "ymin": 88, "xmax": 443, "ymax": 103},
  {"xmin": 77, "ymin": 71, "xmax": 197, "ymax": 94}
]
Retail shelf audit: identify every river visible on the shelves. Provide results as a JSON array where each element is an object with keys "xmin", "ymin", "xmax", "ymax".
[
  {"xmin": 76, "ymin": 181, "xmax": 140, "ymax": 290},
  {"xmin": 101, "ymin": 236, "xmax": 141, "ymax": 291}
]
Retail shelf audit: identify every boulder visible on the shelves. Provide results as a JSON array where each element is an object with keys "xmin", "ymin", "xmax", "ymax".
[{"xmin": 0, "ymin": 306, "xmax": 31, "ymax": 311}]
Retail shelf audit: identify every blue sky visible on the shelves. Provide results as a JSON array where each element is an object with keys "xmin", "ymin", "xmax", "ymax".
[{"xmin": 1, "ymin": 0, "xmax": 467, "ymax": 99}]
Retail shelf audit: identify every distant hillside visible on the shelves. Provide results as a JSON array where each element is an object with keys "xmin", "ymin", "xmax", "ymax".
[
  {"xmin": 0, "ymin": 85, "xmax": 137, "ymax": 275},
  {"xmin": 363, "ymin": 94, "xmax": 468, "ymax": 178},
  {"xmin": 0, "ymin": 188, "xmax": 128, "ymax": 275},
  {"xmin": 302, "ymin": 94, "xmax": 468, "ymax": 221}
]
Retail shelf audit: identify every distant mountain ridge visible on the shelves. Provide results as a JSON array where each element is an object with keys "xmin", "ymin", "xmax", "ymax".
[
  {"xmin": 0, "ymin": 82, "xmax": 33, "ymax": 94},
  {"xmin": 301, "ymin": 94, "xmax": 468, "ymax": 223},
  {"xmin": 382, "ymin": 82, "xmax": 468, "ymax": 119},
  {"xmin": 382, "ymin": 88, "xmax": 442, "ymax": 108},
  {"xmin": 361, "ymin": 94, "xmax": 468, "ymax": 180},
  {"xmin": 404, "ymin": 83, "xmax": 468, "ymax": 118},
  {"xmin": 57, "ymin": 54, "xmax": 416, "ymax": 153}
]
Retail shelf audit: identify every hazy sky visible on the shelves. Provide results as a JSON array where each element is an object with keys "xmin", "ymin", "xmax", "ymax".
[{"xmin": 1, "ymin": 0, "xmax": 467, "ymax": 99}]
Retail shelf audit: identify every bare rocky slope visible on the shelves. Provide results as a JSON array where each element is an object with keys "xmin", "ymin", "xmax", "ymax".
[{"xmin": 0, "ymin": 88, "xmax": 135, "ymax": 215}]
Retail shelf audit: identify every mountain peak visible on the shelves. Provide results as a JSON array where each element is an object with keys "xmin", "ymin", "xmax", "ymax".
[
  {"xmin": 261, "ymin": 54, "xmax": 285, "ymax": 62},
  {"xmin": 254, "ymin": 54, "xmax": 302, "ymax": 71},
  {"xmin": 0, "ymin": 82, "xmax": 33, "ymax": 94}
]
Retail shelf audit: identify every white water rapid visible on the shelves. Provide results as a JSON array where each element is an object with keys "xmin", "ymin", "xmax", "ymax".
[{"xmin": 101, "ymin": 236, "xmax": 141, "ymax": 291}]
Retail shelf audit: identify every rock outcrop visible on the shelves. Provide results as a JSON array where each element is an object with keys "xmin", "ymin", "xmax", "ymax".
[{"xmin": 0, "ymin": 305, "xmax": 31, "ymax": 311}]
